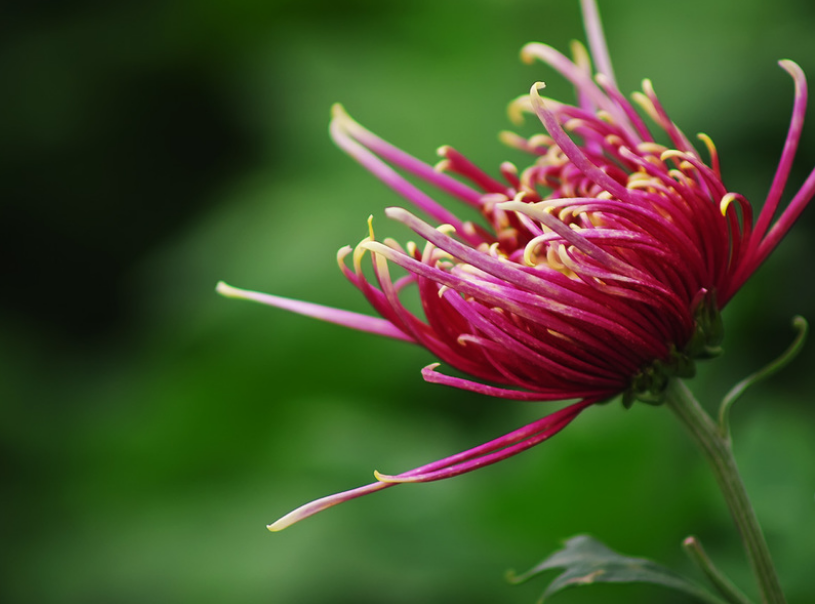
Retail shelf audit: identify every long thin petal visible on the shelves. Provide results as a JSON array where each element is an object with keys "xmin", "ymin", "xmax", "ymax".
[
  {"xmin": 422, "ymin": 363, "xmax": 614, "ymax": 400},
  {"xmin": 741, "ymin": 165, "xmax": 815, "ymax": 285},
  {"xmin": 521, "ymin": 46, "xmax": 637, "ymax": 143},
  {"xmin": 267, "ymin": 482, "xmax": 393, "ymax": 532},
  {"xmin": 362, "ymin": 234, "xmax": 661, "ymax": 366},
  {"xmin": 330, "ymin": 122, "xmax": 465, "ymax": 232},
  {"xmin": 376, "ymin": 398, "xmax": 597, "ymax": 483},
  {"xmin": 267, "ymin": 399, "xmax": 596, "ymax": 530},
  {"xmin": 331, "ymin": 104, "xmax": 485, "ymax": 209},
  {"xmin": 580, "ymin": 0, "xmax": 615, "ymax": 87},
  {"xmin": 527, "ymin": 83, "xmax": 642, "ymax": 205},
  {"xmin": 751, "ymin": 61, "xmax": 808, "ymax": 246},
  {"xmin": 216, "ymin": 281, "xmax": 414, "ymax": 342}
]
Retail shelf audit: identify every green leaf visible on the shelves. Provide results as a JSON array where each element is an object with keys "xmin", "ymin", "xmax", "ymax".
[{"xmin": 507, "ymin": 535, "xmax": 728, "ymax": 603}]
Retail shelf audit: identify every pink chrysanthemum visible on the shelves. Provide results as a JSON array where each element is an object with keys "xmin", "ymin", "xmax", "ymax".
[{"xmin": 217, "ymin": 0, "xmax": 814, "ymax": 531}]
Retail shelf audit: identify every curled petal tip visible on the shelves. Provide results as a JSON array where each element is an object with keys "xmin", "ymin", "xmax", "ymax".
[
  {"xmin": 531, "ymin": 81, "xmax": 547, "ymax": 95},
  {"xmin": 330, "ymin": 102, "xmax": 348, "ymax": 120},
  {"xmin": 519, "ymin": 42, "xmax": 538, "ymax": 65},
  {"xmin": 507, "ymin": 95, "xmax": 532, "ymax": 126},
  {"xmin": 569, "ymin": 38, "xmax": 590, "ymax": 66},
  {"xmin": 373, "ymin": 470, "xmax": 397, "ymax": 483},
  {"xmin": 268, "ymin": 482, "xmax": 394, "ymax": 531},
  {"xmin": 266, "ymin": 514, "xmax": 297, "ymax": 532},
  {"xmin": 720, "ymin": 193, "xmax": 739, "ymax": 216},
  {"xmin": 265, "ymin": 497, "xmax": 340, "ymax": 531},
  {"xmin": 421, "ymin": 363, "xmax": 442, "ymax": 381},
  {"xmin": 777, "ymin": 60, "xmax": 807, "ymax": 93},
  {"xmin": 216, "ymin": 281, "xmax": 243, "ymax": 299},
  {"xmin": 434, "ymin": 159, "xmax": 451, "ymax": 174},
  {"xmin": 267, "ymin": 505, "xmax": 311, "ymax": 531},
  {"xmin": 383, "ymin": 206, "xmax": 411, "ymax": 222},
  {"xmin": 528, "ymin": 83, "xmax": 548, "ymax": 114},
  {"xmin": 500, "ymin": 161, "xmax": 518, "ymax": 175},
  {"xmin": 659, "ymin": 149, "xmax": 685, "ymax": 162},
  {"xmin": 594, "ymin": 71, "xmax": 611, "ymax": 87},
  {"xmin": 777, "ymin": 59, "xmax": 807, "ymax": 90},
  {"xmin": 375, "ymin": 470, "xmax": 416, "ymax": 484},
  {"xmin": 778, "ymin": 58, "xmax": 803, "ymax": 75}
]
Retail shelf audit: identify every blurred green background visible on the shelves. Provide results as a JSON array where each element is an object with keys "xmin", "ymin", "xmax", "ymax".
[{"xmin": 2, "ymin": 0, "xmax": 814, "ymax": 603}]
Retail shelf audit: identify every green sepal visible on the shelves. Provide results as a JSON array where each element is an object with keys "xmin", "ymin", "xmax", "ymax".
[
  {"xmin": 507, "ymin": 535, "xmax": 727, "ymax": 604},
  {"xmin": 624, "ymin": 345, "xmax": 697, "ymax": 407},
  {"xmin": 686, "ymin": 292, "xmax": 725, "ymax": 359},
  {"xmin": 624, "ymin": 293, "xmax": 724, "ymax": 408}
]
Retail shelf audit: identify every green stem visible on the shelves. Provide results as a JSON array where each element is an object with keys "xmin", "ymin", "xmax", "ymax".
[
  {"xmin": 683, "ymin": 535, "xmax": 754, "ymax": 604},
  {"xmin": 664, "ymin": 379, "xmax": 786, "ymax": 604}
]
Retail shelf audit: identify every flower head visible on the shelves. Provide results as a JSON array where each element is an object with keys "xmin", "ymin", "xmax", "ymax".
[{"xmin": 218, "ymin": 0, "xmax": 815, "ymax": 530}]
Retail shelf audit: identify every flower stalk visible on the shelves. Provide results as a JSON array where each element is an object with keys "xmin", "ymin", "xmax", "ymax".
[
  {"xmin": 683, "ymin": 536, "xmax": 753, "ymax": 604},
  {"xmin": 665, "ymin": 379, "xmax": 786, "ymax": 604}
]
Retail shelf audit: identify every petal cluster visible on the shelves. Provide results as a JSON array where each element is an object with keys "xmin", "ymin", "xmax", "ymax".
[{"xmin": 218, "ymin": 0, "xmax": 815, "ymax": 529}]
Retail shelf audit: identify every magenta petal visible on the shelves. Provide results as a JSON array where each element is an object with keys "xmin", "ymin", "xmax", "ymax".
[
  {"xmin": 422, "ymin": 363, "xmax": 613, "ymax": 400},
  {"xmin": 331, "ymin": 104, "xmax": 485, "ymax": 209},
  {"xmin": 375, "ymin": 401, "xmax": 589, "ymax": 483},
  {"xmin": 752, "ymin": 61, "xmax": 808, "ymax": 245},
  {"xmin": 267, "ymin": 482, "xmax": 393, "ymax": 532},
  {"xmin": 268, "ymin": 398, "xmax": 595, "ymax": 530},
  {"xmin": 580, "ymin": 0, "xmax": 616, "ymax": 87},
  {"xmin": 216, "ymin": 282, "xmax": 415, "ymax": 342}
]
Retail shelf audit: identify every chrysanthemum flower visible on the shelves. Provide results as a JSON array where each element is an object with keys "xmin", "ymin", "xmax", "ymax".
[{"xmin": 217, "ymin": 0, "xmax": 815, "ymax": 531}]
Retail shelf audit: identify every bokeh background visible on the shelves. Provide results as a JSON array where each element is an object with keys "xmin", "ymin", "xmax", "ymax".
[{"xmin": 3, "ymin": 0, "xmax": 814, "ymax": 602}]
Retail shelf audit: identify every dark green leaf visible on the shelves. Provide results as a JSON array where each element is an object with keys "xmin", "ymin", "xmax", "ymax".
[{"xmin": 507, "ymin": 535, "xmax": 727, "ymax": 603}]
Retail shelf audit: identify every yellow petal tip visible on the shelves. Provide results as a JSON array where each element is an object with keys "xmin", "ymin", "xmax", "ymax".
[{"xmin": 216, "ymin": 281, "xmax": 241, "ymax": 298}]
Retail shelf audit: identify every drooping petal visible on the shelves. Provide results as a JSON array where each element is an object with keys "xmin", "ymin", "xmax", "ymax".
[
  {"xmin": 267, "ymin": 482, "xmax": 393, "ymax": 532},
  {"xmin": 267, "ymin": 398, "xmax": 596, "ymax": 530},
  {"xmin": 375, "ymin": 398, "xmax": 597, "ymax": 483}
]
